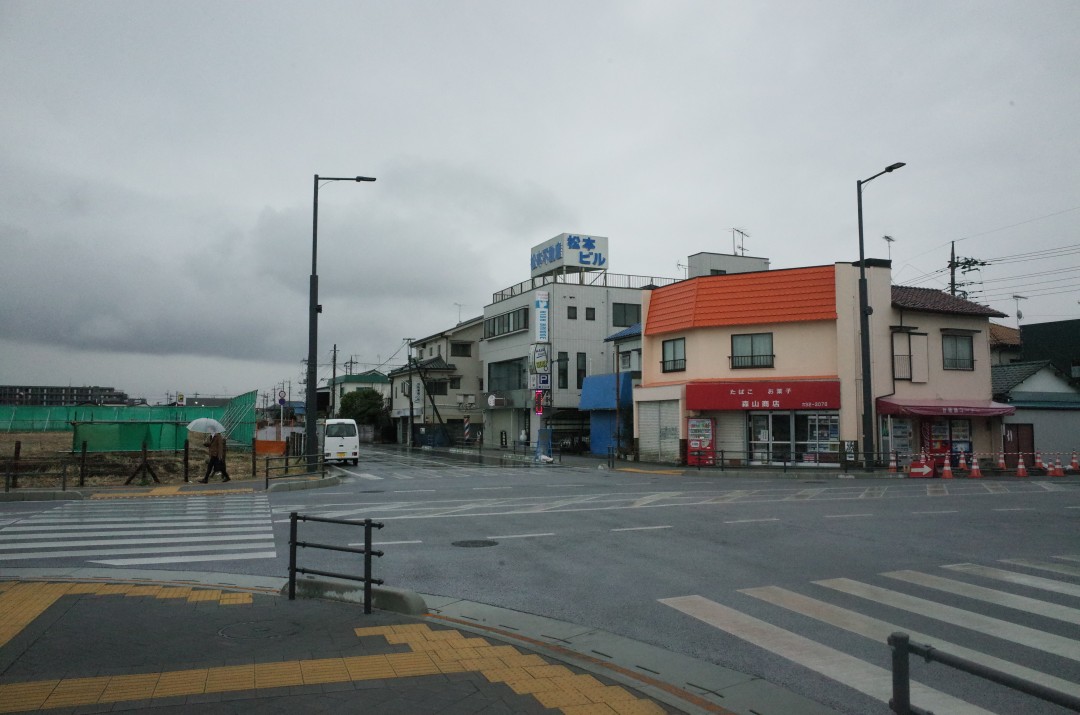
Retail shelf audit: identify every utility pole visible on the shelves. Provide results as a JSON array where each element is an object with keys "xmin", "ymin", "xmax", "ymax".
[
  {"xmin": 330, "ymin": 344, "xmax": 338, "ymax": 418},
  {"xmin": 345, "ymin": 356, "xmax": 357, "ymax": 375},
  {"xmin": 405, "ymin": 339, "xmax": 415, "ymax": 448}
]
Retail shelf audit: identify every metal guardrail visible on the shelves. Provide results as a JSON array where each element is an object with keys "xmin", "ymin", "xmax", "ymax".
[
  {"xmin": 287, "ymin": 512, "xmax": 385, "ymax": 614},
  {"xmin": 264, "ymin": 452, "xmax": 325, "ymax": 489},
  {"xmin": 888, "ymin": 632, "xmax": 1080, "ymax": 714},
  {"xmin": 686, "ymin": 448, "xmax": 884, "ymax": 473}
]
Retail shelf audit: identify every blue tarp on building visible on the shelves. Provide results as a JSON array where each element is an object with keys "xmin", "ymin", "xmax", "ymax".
[{"xmin": 579, "ymin": 373, "xmax": 634, "ymax": 455}]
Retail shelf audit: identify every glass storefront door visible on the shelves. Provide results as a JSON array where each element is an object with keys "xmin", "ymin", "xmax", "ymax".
[
  {"xmin": 749, "ymin": 413, "xmax": 792, "ymax": 463},
  {"xmin": 749, "ymin": 411, "xmax": 840, "ymax": 465}
]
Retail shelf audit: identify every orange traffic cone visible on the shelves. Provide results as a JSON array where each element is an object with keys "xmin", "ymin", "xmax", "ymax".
[
  {"xmin": 997, "ymin": 452, "xmax": 1007, "ymax": 470},
  {"xmin": 888, "ymin": 452, "xmax": 897, "ymax": 473},
  {"xmin": 1071, "ymin": 452, "xmax": 1079, "ymax": 472},
  {"xmin": 1016, "ymin": 456, "xmax": 1028, "ymax": 478},
  {"xmin": 958, "ymin": 452, "xmax": 968, "ymax": 471},
  {"xmin": 1052, "ymin": 457, "xmax": 1065, "ymax": 477},
  {"xmin": 1035, "ymin": 453, "xmax": 1044, "ymax": 470},
  {"xmin": 968, "ymin": 457, "xmax": 983, "ymax": 478},
  {"xmin": 941, "ymin": 458, "xmax": 954, "ymax": 479}
]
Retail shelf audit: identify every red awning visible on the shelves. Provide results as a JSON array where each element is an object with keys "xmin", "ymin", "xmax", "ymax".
[{"xmin": 876, "ymin": 396, "xmax": 1015, "ymax": 417}]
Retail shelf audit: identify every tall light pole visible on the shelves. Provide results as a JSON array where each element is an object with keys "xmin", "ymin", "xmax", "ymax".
[
  {"xmin": 306, "ymin": 174, "xmax": 375, "ymax": 466},
  {"xmin": 857, "ymin": 161, "xmax": 904, "ymax": 470}
]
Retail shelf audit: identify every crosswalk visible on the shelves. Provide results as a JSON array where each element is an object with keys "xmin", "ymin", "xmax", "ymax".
[
  {"xmin": 661, "ymin": 555, "xmax": 1080, "ymax": 715},
  {"xmin": 0, "ymin": 494, "xmax": 276, "ymax": 566}
]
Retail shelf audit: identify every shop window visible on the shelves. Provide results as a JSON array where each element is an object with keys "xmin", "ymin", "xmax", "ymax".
[
  {"xmin": 662, "ymin": 338, "xmax": 685, "ymax": 372},
  {"xmin": 942, "ymin": 334, "xmax": 974, "ymax": 370},
  {"xmin": 731, "ymin": 333, "xmax": 774, "ymax": 368}
]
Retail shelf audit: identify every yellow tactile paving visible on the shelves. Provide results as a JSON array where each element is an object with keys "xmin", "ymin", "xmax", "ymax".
[
  {"xmin": 0, "ymin": 588, "xmax": 672, "ymax": 714},
  {"xmin": 152, "ymin": 668, "xmax": 208, "ymax": 697},
  {"xmin": 254, "ymin": 661, "xmax": 303, "ymax": 689},
  {"xmin": 204, "ymin": 664, "xmax": 255, "ymax": 693}
]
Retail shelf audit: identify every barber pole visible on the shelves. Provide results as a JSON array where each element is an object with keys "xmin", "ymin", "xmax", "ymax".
[{"xmin": 463, "ymin": 415, "xmax": 471, "ymax": 443}]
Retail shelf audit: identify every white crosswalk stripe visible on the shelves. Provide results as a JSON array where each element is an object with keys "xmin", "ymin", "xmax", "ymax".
[
  {"xmin": 0, "ymin": 494, "xmax": 276, "ymax": 565},
  {"xmin": 661, "ymin": 555, "xmax": 1080, "ymax": 714}
]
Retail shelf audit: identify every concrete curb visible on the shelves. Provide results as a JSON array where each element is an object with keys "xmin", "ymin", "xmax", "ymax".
[
  {"xmin": 265, "ymin": 475, "xmax": 341, "ymax": 492},
  {"xmin": 287, "ymin": 575, "xmax": 428, "ymax": 615}
]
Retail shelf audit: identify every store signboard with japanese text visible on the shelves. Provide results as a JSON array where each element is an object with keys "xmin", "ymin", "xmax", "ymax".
[
  {"xmin": 535, "ymin": 291, "xmax": 549, "ymax": 343},
  {"xmin": 686, "ymin": 380, "xmax": 841, "ymax": 411},
  {"xmin": 530, "ymin": 233, "xmax": 609, "ymax": 278}
]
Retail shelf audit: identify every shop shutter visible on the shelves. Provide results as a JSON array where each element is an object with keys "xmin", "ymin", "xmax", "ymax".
[
  {"xmin": 659, "ymin": 400, "xmax": 681, "ymax": 463},
  {"xmin": 639, "ymin": 402, "xmax": 661, "ymax": 462}
]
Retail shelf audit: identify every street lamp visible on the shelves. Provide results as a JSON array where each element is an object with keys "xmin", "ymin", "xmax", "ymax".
[
  {"xmin": 306, "ymin": 174, "xmax": 375, "ymax": 466},
  {"xmin": 857, "ymin": 161, "xmax": 904, "ymax": 470}
]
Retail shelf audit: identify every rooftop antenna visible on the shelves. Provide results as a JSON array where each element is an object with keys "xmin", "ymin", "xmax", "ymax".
[
  {"xmin": 676, "ymin": 261, "xmax": 688, "ymax": 278},
  {"xmin": 882, "ymin": 235, "xmax": 895, "ymax": 260},
  {"xmin": 732, "ymin": 228, "xmax": 749, "ymax": 256},
  {"xmin": 453, "ymin": 303, "xmax": 465, "ymax": 322},
  {"xmin": 1012, "ymin": 294, "xmax": 1027, "ymax": 329}
]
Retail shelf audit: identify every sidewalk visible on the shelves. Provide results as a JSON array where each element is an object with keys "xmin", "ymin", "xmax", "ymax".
[{"xmin": 0, "ymin": 568, "xmax": 840, "ymax": 715}]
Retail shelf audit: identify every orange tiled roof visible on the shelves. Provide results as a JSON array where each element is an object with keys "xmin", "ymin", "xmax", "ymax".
[{"xmin": 645, "ymin": 265, "xmax": 837, "ymax": 335}]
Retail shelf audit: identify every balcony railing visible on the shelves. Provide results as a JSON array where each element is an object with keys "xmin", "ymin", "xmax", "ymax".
[
  {"xmin": 661, "ymin": 359, "xmax": 686, "ymax": 373},
  {"xmin": 492, "ymin": 271, "xmax": 679, "ymax": 304},
  {"xmin": 729, "ymin": 354, "xmax": 775, "ymax": 369}
]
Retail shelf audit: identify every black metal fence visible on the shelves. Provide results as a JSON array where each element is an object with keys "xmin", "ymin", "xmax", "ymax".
[
  {"xmin": 264, "ymin": 453, "xmax": 325, "ymax": 489},
  {"xmin": 287, "ymin": 512, "xmax": 384, "ymax": 613},
  {"xmin": 888, "ymin": 631, "xmax": 1080, "ymax": 714}
]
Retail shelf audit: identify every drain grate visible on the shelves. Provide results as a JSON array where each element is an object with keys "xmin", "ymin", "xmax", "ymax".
[{"xmin": 452, "ymin": 539, "xmax": 498, "ymax": 548}]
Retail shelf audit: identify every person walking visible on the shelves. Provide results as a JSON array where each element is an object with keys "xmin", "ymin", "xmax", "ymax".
[{"xmin": 199, "ymin": 430, "xmax": 230, "ymax": 483}]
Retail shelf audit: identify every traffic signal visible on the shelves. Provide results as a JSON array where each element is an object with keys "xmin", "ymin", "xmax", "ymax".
[{"xmin": 534, "ymin": 389, "xmax": 543, "ymax": 415}]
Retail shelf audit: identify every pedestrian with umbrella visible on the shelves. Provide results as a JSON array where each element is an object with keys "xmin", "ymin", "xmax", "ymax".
[{"xmin": 187, "ymin": 419, "xmax": 230, "ymax": 484}]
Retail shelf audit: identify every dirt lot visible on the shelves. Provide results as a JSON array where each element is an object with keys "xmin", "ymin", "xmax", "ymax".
[{"xmin": 0, "ymin": 431, "xmax": 259, "ymax": 489}]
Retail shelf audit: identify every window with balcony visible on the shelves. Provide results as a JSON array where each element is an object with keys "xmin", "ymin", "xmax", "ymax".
[
  {"xmin": 942, "ymin": 333, "xmax": 974, "ymax": 370},
  {"xmin": 662, "ymin": 338, "xmax": 686, "ymax": 372},
  {"xmin": 731, "ymin": 333, "xmax": 774, "ymax": 368}
]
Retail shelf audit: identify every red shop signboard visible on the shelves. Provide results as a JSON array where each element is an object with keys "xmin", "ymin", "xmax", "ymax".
[{"xmin": 686, "ymin": 380, "xmax": 841, "ymax": 411}]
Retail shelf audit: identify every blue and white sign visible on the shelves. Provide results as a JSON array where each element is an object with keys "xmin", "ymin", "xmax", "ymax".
[
  {"xmin": 537, "ymin": 373, "xmax": 551, "ymax": 389},
  {"xmin": 530, "ymin": 233, "xmax": 609, "ymax": 278},
  {"xmin": 535, "ymin": 291, "xmax": 549, "ymax": 343}
]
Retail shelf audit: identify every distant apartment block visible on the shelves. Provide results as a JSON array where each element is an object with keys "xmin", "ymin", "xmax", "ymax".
[{"xmin": 0, "ymin": 384, "xmax": 131, "ymax": 406}]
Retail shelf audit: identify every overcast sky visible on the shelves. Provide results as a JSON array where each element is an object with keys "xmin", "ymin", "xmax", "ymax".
[{"xmin": 2, "ymin": 1, "xmax": 1077, "ymax": 404}]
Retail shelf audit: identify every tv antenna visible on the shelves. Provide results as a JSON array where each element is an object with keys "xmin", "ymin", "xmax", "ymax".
[
  {"xmin": 731, "ymin": 228, "xmax": 749, "ymax": 256},
  {"xmin": 453, "ymin": 303, "xmax": 466, "ymax": 322},
  {"xmin": 882, "ymin": 235, "xmax": 896, "ymax": 260},
  {"xmin": 1012, "ymin": 294, "xmax": 1027, "ymax": 327}
]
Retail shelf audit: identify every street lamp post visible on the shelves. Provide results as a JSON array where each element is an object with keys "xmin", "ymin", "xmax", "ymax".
[
  {"xmin": 306, "ymin": 174, "xmax": 375, "ymax": 466},
  {"xmin": 857, "ymin": 162, "xmax": 905, "ymax": 470}
]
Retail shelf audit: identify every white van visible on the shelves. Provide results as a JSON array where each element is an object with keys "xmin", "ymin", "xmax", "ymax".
[{"xmin": 322, "ymin": 418, "xmax": 360, "ymax": 465}]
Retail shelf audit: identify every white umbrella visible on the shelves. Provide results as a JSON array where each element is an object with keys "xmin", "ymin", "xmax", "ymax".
[{"xmin": 186, "ymin": 418, "xmax": 226, "ymax": 435}]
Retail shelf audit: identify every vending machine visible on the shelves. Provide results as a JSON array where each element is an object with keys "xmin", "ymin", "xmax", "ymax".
[{"xmin": 687, "ymin": 418, "xmax": 715, "ymax": 466}]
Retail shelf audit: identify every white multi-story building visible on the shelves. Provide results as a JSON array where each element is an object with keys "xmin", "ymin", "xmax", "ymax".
[{"xmin": 388, "ymin": 316, "xmax": 484, "ymax": 446}]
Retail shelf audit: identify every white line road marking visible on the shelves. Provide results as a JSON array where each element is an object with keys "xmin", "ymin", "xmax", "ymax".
[
  {"xmin": 0, "ymin": 527, "xmax": 273, "ymax": 539},
  {"xmin": 349, "ymin": 540, "xmax": 423, "ymax": 546},
  {"xmin": 883, "ymin": 570, "xmax": 1080, "ymax": 625},
  {"xmin": 473, "ymin": 487, "xmax": 513, "ymax": 490},
  {"xmin": 1001, "ymin": 558, "xmax": 1080, "ymax": 579},
  {"xmin": 912, "ymin": 510, "xmax": 958, "ymax": 514},
  {"xmin": 0, "ymin": 532, "xmax": 275, "ymax": 550},
  {"xmin": 993, "ymin": 507, "xmax": 1035, "ymax": 511},
  {"xmin": 393, "ymin": 489, "xmax": 437, "ymax": 493},
  {"xmin": 741, "ymin": 585, "xmax": 1080, "ymax": 700},
  {"xmin": 0, "ymin": 542, "xmax": 274, "ymax": 561},
  {"xmin": 90, "ymin": 551, "xmax": 278, "ymax": 566},
  {"xmin": 659, "ymin": 595, "xmax": 993, "ymax": 715},
  {"xmin": 824, "ymin": 514, "xmax": 873, "ymax": 518},
  {"xmin": 816, "ymin": 577, "xmax": 1080, "ymax": 662},
  {"xmin": 943, "ymin": 563, "xmax": 1080, "ymax": 598},
  {"xmin": 611, "ymin": 525, "xmax": 672, "ymax": 532},
  {"xmin": 486, "ymin": 533, "xmax": 555, "ymax": 539},
  {"xmin": 723, "ymin": 518, "xmax": 779, "ymax": 524}
]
